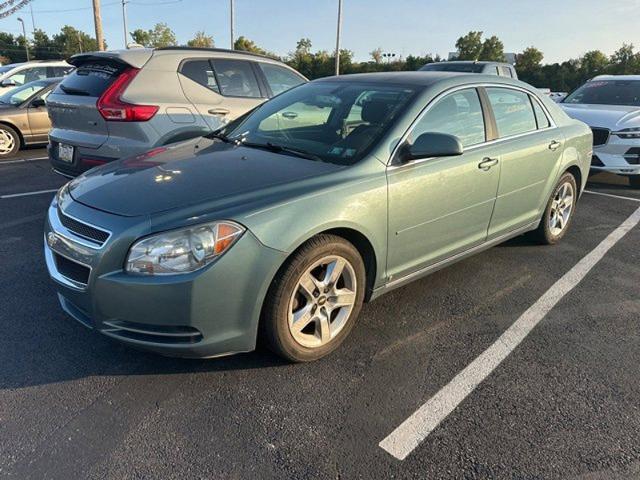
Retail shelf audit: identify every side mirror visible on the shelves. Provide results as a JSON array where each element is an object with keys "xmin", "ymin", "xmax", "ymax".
[
  {"xmin": 31, "ymin": 98, "xmax": 46, "ymax": 108},
  {"xmin": 400, "ymin": 132, "xmax": 463, "ymax": 162},
  {"xmin": 1, "ymin": 79, "xmax": 16, "ymax": 87}
]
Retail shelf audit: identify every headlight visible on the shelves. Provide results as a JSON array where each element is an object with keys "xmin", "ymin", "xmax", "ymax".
[
  {"xmin": 614, "ymin": 127, "xmax": 640, "ymax": 139},
  {"xmin": 54, "ymin": 183, "xmax": 69, "ymax": 206},
  {"xmin": 125, "ymin": 221, "xmax": 245, "ymax": 275}
]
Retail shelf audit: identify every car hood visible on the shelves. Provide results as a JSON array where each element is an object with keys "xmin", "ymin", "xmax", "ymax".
[
  {"xmin": 560, "ymin": 103, "xmax": 640, "ymax": 130},
  {"xmin": 68, "ymin": 138, "xmax": 343, "ymax": 217}
]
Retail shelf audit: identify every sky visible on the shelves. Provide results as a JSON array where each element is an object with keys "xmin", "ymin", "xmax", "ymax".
[{"xmin": 1, "ymin": 0, "xmax": 639, "ymax": 64}]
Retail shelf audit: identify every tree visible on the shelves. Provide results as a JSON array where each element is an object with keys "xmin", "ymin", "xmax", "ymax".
[
  {"xmin": 370, "ymin": 47, "xmax": 383, "ymax": 64},
  {"xmin": 580, "ymin": 50, "xmax": 609, "ymax": 78},
  {"xmin": 516, "ymin": 47, "xmax": 544, "ymax": 72},
  {"xmin": 455, "ymin": 31, "xmax": 483, "ymax": 60},
  {"xmin": 130, "ymin": 23, "xmax": 176, "ymax": 48},
  {"xmin": 609, "ymin": 43, "xmax": 639, "ymax": 74},
  {"xmin": 479, "ymin": 35, "xmax": 505, "ymax": 61},
  {"xmin": 187, "ymin": 31, "xmax": 214, "ymax": 48},
  {"xmin": 234, "ymin": 36, "xmax": 266, "ymax": 55},
  {"xmin": 52, "ymin": 26, "xmax": 99, "ymax": 57},
  {"xmin": 32, "ymin": 29, "xmax": 59, "ymax": 60}
]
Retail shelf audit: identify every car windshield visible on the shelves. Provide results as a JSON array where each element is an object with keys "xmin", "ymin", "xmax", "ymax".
[
  {"xmin": 563, "ymin": 80, "xmax": 640, "ymax": 107},
  {"xmin": 421, "ymin": 63, "xmax": 485, "ymax": 73},
  {"xmin": 224, "ymin": 81, "xmax": 418, "ymax": 165},
  {"xmin": 0, "ymin": 79, "xmax": 50, "ymax": 105}
]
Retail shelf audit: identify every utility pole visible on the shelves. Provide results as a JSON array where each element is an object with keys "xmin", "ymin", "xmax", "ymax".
[
  {"xmin": 122, "ymin": 0, "xmax": 129, "ymax": 49},
  {"xmin": 334, "ymin": 0, "xmax": 343, "ymax": 75},
  {"xmin": 77, "ymin": 32, "xmax": 83, "ymax": 53},
  {"xmin": 17, "ymin": 18, "xmax": 29, "ymax": 61},
  {"xmin": 93, "ymin": 0, "xmax": 105, "ymax": 51},
  {"xmin": 29, "ymin": 3, "xmax": 36, "ymax": 33},
  {"xmin": 230, "ymin": 0, "xmax": 235, "ymax": 49}
]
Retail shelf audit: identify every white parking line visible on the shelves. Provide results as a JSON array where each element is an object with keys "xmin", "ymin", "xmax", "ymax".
[
  {"xmin": 0, "ymin": 189, "xmax": 58, "ymax": 199},
  {"xmin": 584, "ymin": 190, "xmax": 640, "ymax": 203},
  {"xmin": 379, "ymin": 205, "xmax": 640, "ymax": 461},
  {"xmin": 0, "ymin": 156, "xmax": 48, "ymax": 165}
]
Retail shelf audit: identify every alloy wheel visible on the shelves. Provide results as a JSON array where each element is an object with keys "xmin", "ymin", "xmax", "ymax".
[
  {"xmin": 288, "ymin": 255, "xmax": 357, "ymax": 348},
  {"xmin": 0, "ymin": 129, "xmax": 15, "ymax": 155},
  {"xmin": 549, "ymin": 181, "xmax": 574, "ymax": 236}
]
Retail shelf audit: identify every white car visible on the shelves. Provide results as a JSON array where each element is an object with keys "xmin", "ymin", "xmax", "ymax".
[
  {"xmin": 0, "ymin": 60, "xmax": 73, "ymax": 94},
  {"xmin": 561, "ymin": 75, "xmax": 640, "ymax": 188}
]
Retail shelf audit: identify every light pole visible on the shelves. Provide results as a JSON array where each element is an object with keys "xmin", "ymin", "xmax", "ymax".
[
  {"xmin": 17, "ymin": 18, "xmax": 29, "ymax": 61},
  {"xmin": 230, "ymin": 0, "xmax": 235, "ymax": 49},
  {"xmin": 122, "ymin": 0, "xmax": 129, "ymax": 49},
  {"xmin": 334, "ymin": 0, "xmax": 343, "ymax": 75}
]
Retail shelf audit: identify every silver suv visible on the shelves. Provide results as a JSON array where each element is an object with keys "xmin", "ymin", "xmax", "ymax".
[{"xmin": 47, "ymin": 47, "xmax": 307, "ymax": 177}]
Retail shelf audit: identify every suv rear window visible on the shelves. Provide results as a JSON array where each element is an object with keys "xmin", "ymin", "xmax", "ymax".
[{"xmin": 54, "ymin": 61, "xmax": 126, "ymax": 97}]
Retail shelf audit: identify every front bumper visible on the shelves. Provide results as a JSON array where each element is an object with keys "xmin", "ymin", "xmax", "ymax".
[
  {"xmin": 592, "ymin": 135, "xmax": 640, "ymax": 176},
  {"xmin": 44, "ymin": 197, "xmax": 287, "ymax": 358}
]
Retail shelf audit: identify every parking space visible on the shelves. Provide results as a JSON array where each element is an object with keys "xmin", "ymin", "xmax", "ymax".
[{"xmin": 1, "ymin": 163, "xmax": 639, "ymax": 479}]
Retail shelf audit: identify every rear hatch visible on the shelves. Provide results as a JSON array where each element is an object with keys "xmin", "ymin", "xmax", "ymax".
[{"xmin": 47, "ymin": 51, "xmax": 152, "ymax": 149}]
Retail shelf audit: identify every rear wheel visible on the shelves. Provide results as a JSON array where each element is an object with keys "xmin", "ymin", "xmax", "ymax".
[
  {"xmin": 261, "ymin": 234, "xmax": 365, "ymax": 362},
  {"xmin": 629, "ymin": 176, "xmax": 640, "ymax": 189},
  {"xmin": 0, "ymin": 124, "xmax": 20, "ymax": 158},
  {"xmin": 532, "ymin": 172, "xmax": 577, "ymax": 245}
]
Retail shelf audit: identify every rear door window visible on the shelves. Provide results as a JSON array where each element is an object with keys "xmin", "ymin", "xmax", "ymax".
[
  {"xmin": 531, "ymin": 97, "xmax": 551, "ymax": 129},
  {"xmin": 210, "ymin": 59, "xmax": 262, "ymax": 98},
  {"xmin": 258, "ymin": 63, "xmax": 305, "ymax": 96},
  {"xmin": 54, "ymin": 61, "xmax": 126, "ymax": 97},
  {"xmin": 179, "ymin": 60, "xmax": 220, "ymax": 93},
  {"xmin": 486, "ymin": 87, "xmax": 537, "ymax": 138},
  {"xmin": 498, "ymin": 66, "xmax": 513, "ymax": 78}
]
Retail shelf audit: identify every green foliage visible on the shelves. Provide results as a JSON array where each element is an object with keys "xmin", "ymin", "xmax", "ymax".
[
  {"xmin": 455, "ymin": 31, "xmax": 484, "ymax": 60},
  {"xmin": 53, "ymin": 26, "xmax": 100, "ymax": 57},
  {"xmin": 187, "ymin": 31, "xmax": 214, "ymax": 49},
  {"xmin": 480, "ymin": 35, "xmax": 505, "ymax": 62},
  {"xmin": 130, "ymin": 23, "xmax": 176, "ymax": 48}
]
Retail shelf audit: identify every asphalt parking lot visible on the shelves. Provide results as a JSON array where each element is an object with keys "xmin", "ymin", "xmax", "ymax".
[{"xmin": 1, "ymin": 149, "xmax": 640, "ymax": 479}]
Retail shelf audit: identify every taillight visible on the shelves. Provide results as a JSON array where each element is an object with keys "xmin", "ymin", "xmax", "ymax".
[{"xmin": 97, "ymin": 68, "xmax": 158, "ymax": 122}]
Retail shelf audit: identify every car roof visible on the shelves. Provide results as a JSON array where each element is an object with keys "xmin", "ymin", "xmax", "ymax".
[
  {"xmin": 313, "ymin": 71, "xmax": 519, "ymax": 87},
  {"xmin": 591, "ymin": 75, "xmax": 640, "ymax": 81},
  {"xmin": 435, "ymin": 61, "xmax": 512, "ymax": 67}
]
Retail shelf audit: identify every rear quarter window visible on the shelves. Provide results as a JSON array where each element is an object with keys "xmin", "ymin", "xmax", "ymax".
[{"xmin": 54, "ymin": 61, "xmax": 125, "ymax": 97}]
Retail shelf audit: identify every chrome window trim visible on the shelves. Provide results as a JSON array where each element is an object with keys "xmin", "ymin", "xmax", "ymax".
[
  {"xmin": 56, "ymin": 206, "xmax": 112, "ymax": 250},
  {"xmin": 387, "ymin": 82, "xmax": 559, "ymax": 168}
]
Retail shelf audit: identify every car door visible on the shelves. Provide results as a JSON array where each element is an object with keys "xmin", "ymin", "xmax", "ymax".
[
  {"xmin": 386, "ymin": 87, "xmax": 501, "ymax": 280},
  {"xmin": 26, "ymin": 88, "xmax": 53, "ymax": 142},
  {"xmin": 483, "ymin": 87, "xmax": 563, "ymax": 238},
  {"xmin": 178, "ymin": 58, "xmax": 266, "ymax": 131}
]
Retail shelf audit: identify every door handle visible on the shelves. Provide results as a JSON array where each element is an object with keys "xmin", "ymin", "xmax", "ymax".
[
  {"xmin": 208, "ymin": 108, "xmax": 230, "ymax": 116},
  {"xmin": 281, "ymin": 111, "xmax": 298, "ymax": 119},
  {"xmin": 549, "ymin": 140, "xmax": 561, "ymax": 151},
  {"xmin": 478, "ymin": 157, "xmax": 499, "ymax": 171}
]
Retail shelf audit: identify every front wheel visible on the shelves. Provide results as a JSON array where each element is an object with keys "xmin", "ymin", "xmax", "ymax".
[
  {"xmin": 531, "ymin": 172, "xmax": 578, "ymax": 245},
  {"xmin": 261, "ymin": 234, "xmax": 365, "ymax": 362},
  {"xmin": 0, "ymin": 124, "xmax": 20, "ymax": 158}
]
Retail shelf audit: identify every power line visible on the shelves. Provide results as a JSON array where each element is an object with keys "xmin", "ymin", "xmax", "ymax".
[{"xmin": 29, "ymin": 0, "xmax": 181, "ymax": 13}]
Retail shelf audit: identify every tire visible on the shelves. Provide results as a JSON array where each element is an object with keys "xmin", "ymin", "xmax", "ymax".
[
  {"xmin": 629, "ymin": 176, "xmax": 640, "ymax": 189},
  {"xmin": 261, "ymin": 234, "xmax": 366, "ymax": 362},
  {"xmin": 0, "ymin": 124, "xmax": 20, "ymax": 158},
  {"xmin": 531, "ymin": 172, "xmax": 578, "ymax": 245}
]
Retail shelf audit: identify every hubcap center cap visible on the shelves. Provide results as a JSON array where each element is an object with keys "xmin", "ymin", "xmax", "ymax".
[{"xmin": 317, "ymin": 296, "xmax": 327, "ymax": 306}]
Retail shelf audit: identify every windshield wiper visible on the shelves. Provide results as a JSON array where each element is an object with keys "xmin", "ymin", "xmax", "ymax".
[
  {"xmin": 59, "ymin": 84, "xmax": 91, "ymax": 96},
  {"xmin": 241, "ymin": 141, "xmax": 323, "ymax": 162},
  {"xmin": 207, "ymin": 131, "xmax": 233, "ymax": 143}
]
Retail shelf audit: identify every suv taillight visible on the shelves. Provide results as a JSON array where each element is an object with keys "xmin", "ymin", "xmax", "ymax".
[{"xmin": 97, "ymin": 67, "xmax": 158, "ymax": 121}]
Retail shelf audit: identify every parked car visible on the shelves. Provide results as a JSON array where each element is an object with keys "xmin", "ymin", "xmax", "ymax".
[
  {"xmin": 561, "ymin": 75, "xmax": 640, "ymax": 188},
  {"xmin": 0, "ymin": 77, "xmax": 61, "ymax": 158},
  {"xmin": 45, "ymin": 72, "xmax": 591, "ymax": 361},
  {"xmin": 0, "ymin": 60, "xmax": 72, "ymax": 94},
  {"xmin": 47, "ymin": 47, "xmax": 307, "ymax": 177},
  {"xmin": 420, "ymin": 61, "xmax": 518, "ymax": 79}
]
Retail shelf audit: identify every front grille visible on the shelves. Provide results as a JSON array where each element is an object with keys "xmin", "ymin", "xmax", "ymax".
[
  {"xmin": 54, "ymin": 253, "xmax": 90, "ymax": 285},
  {"xmin": 591, "ymin": 155, "xmax": 604, "ymax": 167},
  {"xmin": 58, "ymin": 209, "xmax": 110, "ymax": 246},
  {"xmin": 102, "ymin": 320, "xmax": 203, "ymax": 344},
  {"xmin": 591, "ymin": 128, "xmax": 610, "ymax": 147}
]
